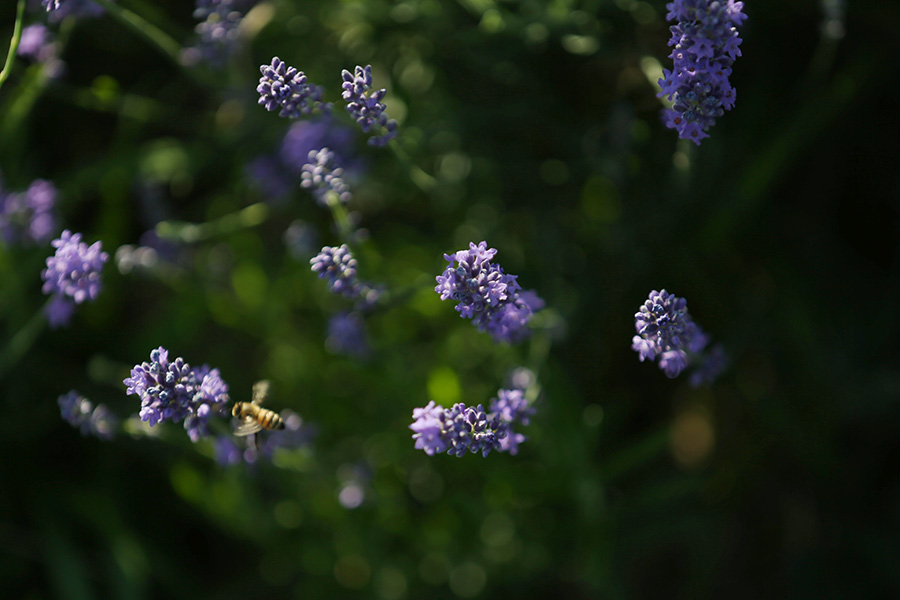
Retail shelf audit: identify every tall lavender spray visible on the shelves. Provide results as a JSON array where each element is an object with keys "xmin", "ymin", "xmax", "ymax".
[{"xmin": 657, "ymin": 0, "xmax": 747, "ymax": 144}]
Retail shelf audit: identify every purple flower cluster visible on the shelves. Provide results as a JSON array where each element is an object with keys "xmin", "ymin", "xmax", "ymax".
[
  {"xmin": 435, "ymin": 241, "xmax": 543, "ymax": 343},
  {"xmin": 181, "ymin": 0, "xmax": 251, "ymax": 67},
  {"xmin": 0, "ymin": 178, "xmax": 58, "ymax": 245},
  {"xmin": 17, "ymin": 24, "xmax": 65, "ymax": 78},
  {"xmin": 341, "ymin": 65, "xmax": 398, "ymax": 146},
  {"xmin": 41, "ymin": 230, "xmax": 108, "ymax": 328},
  {"xmin": 257, "ymin": 57, "xmax": 330, "ymax": 119},
  {"xmin": 632, "ymin": 289, "xmax": 725, "ymax": 384},
  {"xmin": 58, "ymin": 390, "xmax": 117, "ymax": 440},
  {"xmin": 657, "ymin": 0, "xmax": 747, "ymax": 145},
  {"xmin": 310, "ymin": 244, "xmax": 359, "ymax": 297},
  {"xmin": 123, "ymin": 347, "xmax": 231, "ymax": 442},
  {"xmin": 246, "ymin": 118, "xmax": 356, "ymax": 204},
  {"xmin": 300, "ymin": 148, "xmax": 352, "ymax": 206},
  {"xmin": 410, "ymin": 387, "xmax": 535, "ymax": 458}
]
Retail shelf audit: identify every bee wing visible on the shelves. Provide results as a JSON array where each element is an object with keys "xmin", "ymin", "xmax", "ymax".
[
  {"xmin": 233, "ymin": 415, "xmax": 262, "ymax": 437},
  {"xmin": 251, "ymin": 380, "xmax": 271, "ymax": 405}
]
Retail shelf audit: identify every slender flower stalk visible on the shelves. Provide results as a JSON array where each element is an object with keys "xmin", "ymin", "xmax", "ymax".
[
  {"xmin": 0, "ymin": 0, "xmax": 27, "ymax": 92},
  {"xmin": 89, "ymin": 0, "xmax": 186, "ymax": 69}
]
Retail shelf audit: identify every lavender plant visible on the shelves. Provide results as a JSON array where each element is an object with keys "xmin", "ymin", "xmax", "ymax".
[
  {"xmin": 657, "ymin": 0, "xmax": 747, "ymax": 145},
  {"xmin": 40, "ymin": 230, "xmax": 108, "ymax": 328},
  {"xmin": 435, "ymin": 241, "xmax": 543, "ymax": 343},
  {"xmin": 300, "ymin": 147, "xmax": 352, "ymax": 206},
  {"xmin": 340, "ymin": 64, "xmax": 398, "ymax": 147},
  {"xmin": 58, "ymin": 390, "xmax": 117, "ymax": 439},
  {"xmin": 123, "ymin": 347, "xmax": 230, "ymax": 441},
  {"xmin": 310, "ymin": 244, "xmax": 360, "ymax": 298},
  {"xmin": 0, "ymin": 177, "xmax": 58, "ymax": 245},
  {"xmin": 181, "ymin": 0, "xmax": 252, "ymax": 67},
  {"xmin": 410, "ymin": 386, "xmax": 536, "ymax": 457},
  {"xmin": 257, "ymin": 57, "xmax": 330, "ymax": 119},
  {"xmin": 326, "ymin": 312, "xmax": 369, "ymax": 358},
  {"xmin": 631, "ymin": 289, "xmax": 725, "ymax": 384}
]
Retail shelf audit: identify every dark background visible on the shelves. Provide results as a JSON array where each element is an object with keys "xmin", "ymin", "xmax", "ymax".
[{"xmin": 0, "ymin": 0, "xmax": 897, "ymax": 598}]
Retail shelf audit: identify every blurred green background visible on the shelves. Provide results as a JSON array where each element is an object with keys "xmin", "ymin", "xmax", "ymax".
[{"xmin": 1, "ymin": 0, "xmax": 897, "ymax": 598}]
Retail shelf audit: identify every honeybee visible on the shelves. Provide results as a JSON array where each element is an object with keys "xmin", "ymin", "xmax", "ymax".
[{"xmin": 232, "ymin": 380, "xmax": 285, "ymax": 436}]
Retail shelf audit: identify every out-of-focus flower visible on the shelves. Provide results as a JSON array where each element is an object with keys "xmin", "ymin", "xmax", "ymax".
[
  {"xmin": 281, "ymin": 118, "xmax": 355, "ymax": 172},
  {"xmin": 341, "ymin": 64, "xmax": 398, "ymax": 146},
  {"xmin": 0, "ymin": 178, "xmax": 58, "ymax": 245},
  {"xmin": 689, "ymin": 343, "xmax": 728, "ymax": 387},
  {"xmin": 40, "ymin": 230, "xmax": 108, "ymax": 328},
  {"xmin": 245, "ymin": 156, "xmax": 294, "ymax": 202},
  {"xmin": 326, "ymin": 311, "xmax": 369, "ymax": 358},
  {"xmin": 58, "ymin": 390, "xmax": 117, "ymax": 440},
  {"xmin": 257, "ymin": 57, "xmax": 330, "ymax": 119},
  {"xmin": 657, "ymin": 0, "xmax": 746, "ymax": 144},
  {"xmin": 17, "ymin": 24, "xmax": 65, "ymax": 78},
  {"xmin": 435, "ymin": 241, "xmax": 542, "ymax": 343},
  {"xmin": 300, "ymin": 147, "xmax": 352, "ymax": 206},
  {"xmin": 181, "ymin": 0, "xmax": 253, "ymax": 67}
]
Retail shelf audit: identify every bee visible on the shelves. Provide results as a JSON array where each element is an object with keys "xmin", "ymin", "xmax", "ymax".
[{"xmin": 232, "ymin": 380, "xmax": 285, "ymax": 437}]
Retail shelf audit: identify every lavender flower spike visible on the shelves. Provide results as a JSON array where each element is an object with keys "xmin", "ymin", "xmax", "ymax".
[
  {"xmin": 310, "ymin": 244, "xmax": 360, "ymax": 297},
  {"xmin": 300, "ymin": 148, "xmax": 352, "ymax": 206},
  {"xmin": 341, "ymin": 65, "xmax": 398, "ymax": 146},
  {"xmin": 181, "ymin": 0, "xmax": 247, "ymax": 67},
  {"xmin": 41, "ymin": 230, "xmax": 108, "ymax": 328},
  {"xmin": 632, "ymin": 289, "xmax": 708, "ymax": 379},
  {"xmin": 0, "ymin": 178, "xmax": 58, "ymax": 246},
  {"xmin": 657, "ymin": 0, "xmax": 747, "ymax": 145},
  {"xmin": 257, "ymin": 57, "xmax": 330, "ymax": 119},
  {"xmin": 123, "ymin": 347, "xmax": 230, "ymax": 441},
  {"xmin": 58, "ymin": 390, "xmax": 117, "ymax": 440},
  {"xmin": 409, "ymin": 401, "xmax": 504, "ymax": 458},
  {"xmin": 435, "ymin": 241, "xmax": 542, "ymax": 343},
  {"xmin": 411, "ymin": 387, "xmax": 537, "ymax": 458}
]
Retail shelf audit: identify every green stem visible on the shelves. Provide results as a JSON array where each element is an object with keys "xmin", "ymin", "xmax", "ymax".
[
  {"xmin": 156, "ymin": 202, "xmax": 270, "ymax": 243},
  {"xmin": 388, "ymin": 139, "xmax": 437, "ymax": 192},
  {"xmin": 326, "ymin": 195, "xmax": 355, "ymax": 243},
  {"xmin": 91, "ymin": 0, "xmax": 184, "ymax": 67},
  {"xmin": 0, "ymin": 0, "xmax": 26, "ymax": 92},
  {"xmin": 0, "ymin": 301, "xmax": 48, "ymax": 382}
]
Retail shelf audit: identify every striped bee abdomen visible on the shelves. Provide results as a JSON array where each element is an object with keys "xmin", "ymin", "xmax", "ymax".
[{"xmin": 258, "ymin": 408, "xmax": 285, "ymax": 430}]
